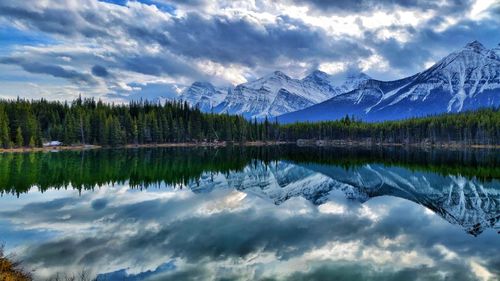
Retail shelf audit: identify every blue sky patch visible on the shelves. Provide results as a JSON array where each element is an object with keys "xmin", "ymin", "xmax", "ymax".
[
  {"xmin": 0, "ymin": 26, "xmax": 56, "ymax": 50},
  {"xmin": 96, "ymin": 261, "xmax": 176, "ymax": 281},
  {"xmin": 99, "ymin": 0, "xmax": 176, "ymax": 13}
]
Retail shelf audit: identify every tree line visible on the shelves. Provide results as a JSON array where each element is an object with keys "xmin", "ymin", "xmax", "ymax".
[
  {"xmin": 0, "ymin": 97, "xmax": 499, "ymax": 148},
  {"xmin": 279, "ymin": 108, "xmax": 500, "ymax": 145},
  {"xmin": 0, "ymin": 97, "xmax": 278, "ymax": 148}
]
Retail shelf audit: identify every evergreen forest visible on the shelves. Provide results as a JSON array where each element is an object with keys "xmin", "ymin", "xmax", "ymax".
[{"xmin": 0, "ymin": 97, "xmax": 499, "ymax": 148}]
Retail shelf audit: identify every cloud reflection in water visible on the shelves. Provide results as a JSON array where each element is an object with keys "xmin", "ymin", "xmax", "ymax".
[{"xmin": 0, "ymin": 159, "xmax": 498, "ymax": 281}]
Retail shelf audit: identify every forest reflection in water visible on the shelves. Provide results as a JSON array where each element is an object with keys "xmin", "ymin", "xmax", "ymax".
[{"xmin": 0, "ymin": 146, "xmax": 498, "ymax": 280}]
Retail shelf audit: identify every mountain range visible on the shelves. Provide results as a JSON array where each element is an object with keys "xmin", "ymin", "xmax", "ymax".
[
  {"xmin": 175, "ymin": 40, "xmax": 500, "ymax": 122},
  {"xmin": 280, "ymin": 41, "xmax": 500, "ymax": 122},
  {"xmin": 180, "ymin": 70, "xmax": 370, "ymax": 119}
]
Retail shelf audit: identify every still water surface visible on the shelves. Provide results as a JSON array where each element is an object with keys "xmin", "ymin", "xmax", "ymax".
[{"xmin": 0, "ymin": 146, "xmax": 499, "ymax": 280}]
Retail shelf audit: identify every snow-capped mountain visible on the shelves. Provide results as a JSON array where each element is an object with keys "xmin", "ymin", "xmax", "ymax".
[
  {"xmin": 187, "ymin": 160, "xmax": 500, "ymax": 235},
  {"xmin": 180, "ymin": 82, "xmax": 228, "ymax": 112},
  {"xmin": 301, "ymin": 70, "xmax": 371, "ymax": 101},
  {"xmin": 493, "ymin": 43, "xmax": 500, "ymax": 57},
  {"xmin": 180, "ymin": 70, "xmax": 370, "ymax": 119},
  {"xmin": 215, "ymin": 71, "xmax": 333, "ymax": 118},
  {"xmin": 279, "ymin": 41, "xmax": 500, "ymax": 123}
]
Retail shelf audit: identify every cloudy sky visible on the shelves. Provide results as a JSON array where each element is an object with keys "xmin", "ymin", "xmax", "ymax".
[{"xmin": 0, "ymin": 0, "xmax": 499, "ymax": 101}]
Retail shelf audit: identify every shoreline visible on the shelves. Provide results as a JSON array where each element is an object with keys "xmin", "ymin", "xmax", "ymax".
[
  {"xmin": 0, "ymin": 145, "xmax": 102, "ymax": 153},
  {"xmin": 0, "ymin": 141, "xmax": 289, "ymax": 153},
  {"xmin": 1, "ymin": 140, "xmax": 499, "ymax": 153},
  {"xmin": 123, "ymin": 141, "xmax": 290, "ymax": 148},
  {"xmin": 296, "ymin": 139, "xmax": 500, "ymax": 149}
]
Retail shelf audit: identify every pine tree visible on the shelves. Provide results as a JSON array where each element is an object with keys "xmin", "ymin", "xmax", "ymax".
[
  {"xmin": 15, "ymin": 127, "xmax": 23, "ymax": 147},
  {"xmin": 0, "ymin": 108, "xmax": 11, "ymax": 148},
  {"xmin": 29, "ymin": 136, "xmax": 36, "ymax": 148},
  {"xmin": 131, "ymin": 119, "xmax": 139, "ymax": 145}
]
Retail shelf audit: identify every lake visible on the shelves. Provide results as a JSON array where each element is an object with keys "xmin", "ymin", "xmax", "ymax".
[{"xmin": 0, "ymin": 146, "xmax": 499, "ymax": 280}]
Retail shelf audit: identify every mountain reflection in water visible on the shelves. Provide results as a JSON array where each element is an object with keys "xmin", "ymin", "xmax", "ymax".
[{"xmin": 0, "ymin": 146, "xmax": 498, "ymax": 280}]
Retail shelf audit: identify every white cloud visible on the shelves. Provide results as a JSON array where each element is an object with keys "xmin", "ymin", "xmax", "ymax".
[
  {"xmin": 469, "ymin": 0, "xmax": 498, "ymax": 19},
  {"xmin": 0, "ymin": 0, "xmax": 496, "ymax": 101}
]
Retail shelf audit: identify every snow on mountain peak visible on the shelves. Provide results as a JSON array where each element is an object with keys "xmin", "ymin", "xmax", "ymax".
[
  {"xmin": 207, "ymin": 69, "xmax": 375, "ymax": 119},
  {"xmin": 305, "ymin": 70, "xmax": 331, "ymax": 81},
  {"xmin": 243, "ymin": 71, "xmax": 291, "ymax": 90},
  {"xmin": 391, "ymin": 41, "xmax": 500, "ymax": 113},
  {"xmin": 191, "ymin": 81, "xmax": 215, "ymax": 89},
  {"xmin": 181, "ymin": 81, "xmax": 227, "ymax": 112},
  {"xmin": 492, "ymin": 44, "xmax": 500, "ymax": 57},
  {"xmin": 346, "ymin": 72, "xmax": 371, "ymax": 81},
  {"xmin": 463, "ymin": 40, "xmax": 487, "ymax": 52},
  {"xmin": 301, "ymin": 70, "xmax": 335, "ymax": 90},
  {"xmin": 456, "ymin": 40, "xmax": 498, "ymax": 60},
  {"xmin": 279, "ymin": 41, "xmax": 500, "ymax": 123},
  {"xmin": 183, "ymin": 40, "xmax": 500, "ymax": 122},
  {"xmin": 212, "ymin": 69, "xmax": 369, "ymax": 118},
  {"xmin": 272, "ymin": 70, "xmax": 289, "ymax": 78},
  {"xmin": 336, "ymin": 71, "xmax": 371, "ymax": 94}
]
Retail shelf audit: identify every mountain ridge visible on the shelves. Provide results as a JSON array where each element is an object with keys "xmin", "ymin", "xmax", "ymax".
[
  {"xmin": 279, "ymin": 40, "xmax": 500, "ymax": 122},
  {"xmin": 173, "ymin": 40, "xmax": 500, "ymax": 122},
  {"xmin": 180, "ymin": 69, "xmax": 371, "ymax": 118}
]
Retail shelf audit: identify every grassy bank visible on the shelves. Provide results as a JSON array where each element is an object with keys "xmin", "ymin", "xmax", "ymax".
[{"xmin": 0, "ymin": 246, "xmax": 31, "ymax": 281}]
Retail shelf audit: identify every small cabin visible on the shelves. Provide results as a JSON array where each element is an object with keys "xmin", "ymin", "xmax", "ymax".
[{"xmin": 43, "ymin": 141, "xmax": 63, "ymax": 147}]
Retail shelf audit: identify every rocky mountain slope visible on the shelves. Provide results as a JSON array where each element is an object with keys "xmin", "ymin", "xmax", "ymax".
[
  {"xmin": 279, "ymin": 41, "xmax": 500, "ymax": 122},
  {"xmin": 180, "ymin": 81, "xmax": 227, "ymax": 112},
  {"xmin": 180, "ymin": 70, "xmax": 370, "ymax": 118}
]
